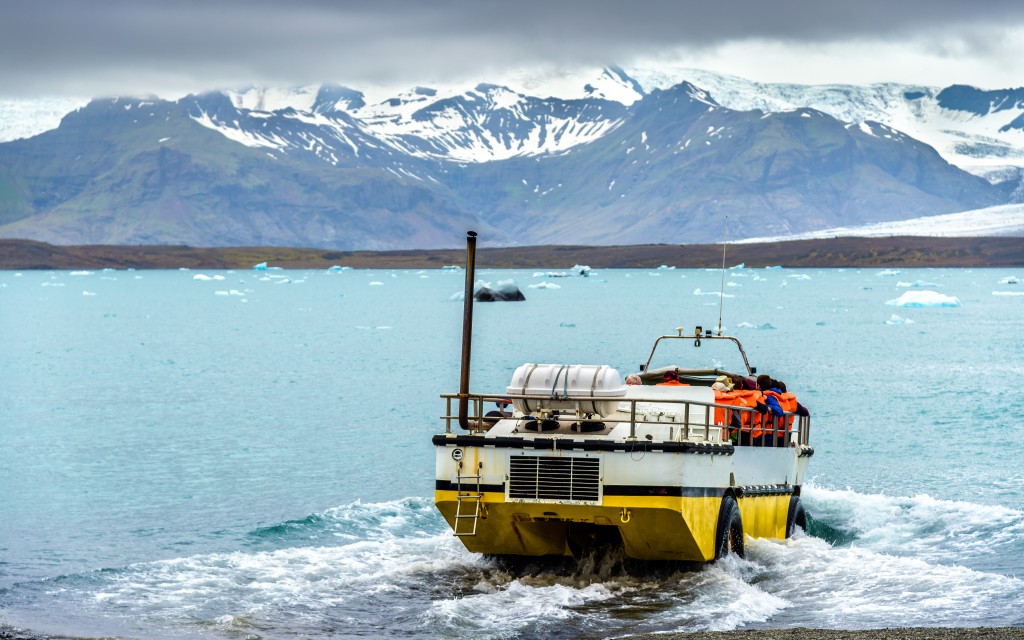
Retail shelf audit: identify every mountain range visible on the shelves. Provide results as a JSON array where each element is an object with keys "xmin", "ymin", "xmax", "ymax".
[{"xmin": 0, "ymin": 67, "xmax": 1022, "ymax": 250}]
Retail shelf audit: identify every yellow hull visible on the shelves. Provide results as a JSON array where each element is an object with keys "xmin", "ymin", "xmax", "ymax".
[{"xmin": 435, "ymin": 489, "xmax": 793, "ymax": 562}]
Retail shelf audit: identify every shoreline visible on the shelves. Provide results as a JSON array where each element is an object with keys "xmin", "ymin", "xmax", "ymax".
[
  {"xmin": 4, "ymin": 626, "xmax": 1023, "ymax": 640},
  {"xmin": 623, "ymin": 628, "xmax": 1024, "ymax": 640},
  {"xmin": 2, "ymin": 236, "xmax": 1024, "ymax": 270}
]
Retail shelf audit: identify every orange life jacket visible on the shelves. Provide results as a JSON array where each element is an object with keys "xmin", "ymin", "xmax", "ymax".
[{"xmin": 725, "ymin": 389, "xmax": 766, "ymax": 438}]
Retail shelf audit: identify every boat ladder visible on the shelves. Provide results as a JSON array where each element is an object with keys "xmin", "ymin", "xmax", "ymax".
[{"xmin": 454, "ymin": 461, "xmax": 483, "ymax": 537}]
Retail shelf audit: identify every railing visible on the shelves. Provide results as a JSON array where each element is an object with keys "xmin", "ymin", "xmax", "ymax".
[{"xmin": 440, "ymin": 392, "xmax": 811, "ymax": 448}]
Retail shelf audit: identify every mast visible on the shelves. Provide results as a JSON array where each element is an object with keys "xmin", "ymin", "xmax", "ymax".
[{"xmin": 458, "ymin": 231, "xmax": 478, "ymax": 430}]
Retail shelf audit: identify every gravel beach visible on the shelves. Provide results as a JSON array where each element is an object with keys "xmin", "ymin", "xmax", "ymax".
[{"xmin": 624, "ymin": 628, "xmax": 1024, "ymax": 640}]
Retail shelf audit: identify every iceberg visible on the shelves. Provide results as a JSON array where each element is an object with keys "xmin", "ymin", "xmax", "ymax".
[
  {"xmin": 885, "ymin": 314, "xmax": 915, "ymax": 325},
  {"xmin": 693, "ymin": 288, "xmax": 734, "ymax": 298},
  {"xmin": 886, "ymin": 291, "xmax": 961, "ymax": 307},
  {"xmin": 252, "ymin": 262, "xmax": 268, "ymax": 271},
  {"xmin": 193, "ymin": 274, "xmax": 226, "ymax": 281},
  {"xmin": 998, "ymin": 276, "xmax": 1019, "ymax": 285},
  {"xmin": 474, "ymin": 279, "xmax": 525, "ymax": 302},
  {"xmin": 896, "ymin": 280, "xmax": 938, "ymax": 288},
  {"xmin": 528, "ymin": 282, "xmax": 561, "ymax": 289},
  {"xmin": 878, "ymin": 269, "xmax": 901, "ymax": 276}
]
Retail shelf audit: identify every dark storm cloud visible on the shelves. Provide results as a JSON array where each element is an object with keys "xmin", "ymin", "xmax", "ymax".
[{"xmin": 2, "ymin": 0, "xmax": 1023, "ymax": 96}]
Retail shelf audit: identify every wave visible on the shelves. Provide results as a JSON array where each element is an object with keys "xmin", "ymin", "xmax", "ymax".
[{"xmin": 6, "ymin": 490, "xmax": 1024, "ymax": 639}]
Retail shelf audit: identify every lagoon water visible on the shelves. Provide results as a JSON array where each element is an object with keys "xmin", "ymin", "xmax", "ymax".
[{"xmin": 1, "ymin": 266, "xmax": 1023, "ymax": 639}]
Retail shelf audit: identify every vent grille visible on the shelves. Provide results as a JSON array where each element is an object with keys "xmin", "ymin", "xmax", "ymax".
[{"xmin": 508, "ymin": 456, "xmax": 600, "ymax": 503}]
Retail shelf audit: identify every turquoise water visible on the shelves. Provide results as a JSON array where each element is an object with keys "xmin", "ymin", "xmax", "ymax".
[{"xmin": 1, "ymin": 266, "xmax": 1023, "ymax": 638}]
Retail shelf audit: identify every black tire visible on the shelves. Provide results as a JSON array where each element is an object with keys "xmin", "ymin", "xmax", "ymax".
[
  {"xmin": 714, "ymin": 495, "xmax": 744, "ymax": 560},
  {"xmin": 785, "ymin": 495, "xmax": 807, "ymax": 538}
]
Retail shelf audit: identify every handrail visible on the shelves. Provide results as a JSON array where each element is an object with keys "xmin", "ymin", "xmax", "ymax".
[
  {"xmin": 439, "ymin": 391, "xmax": 810, "ymax": 448},
  {"xmin": 642, "ymin": 331, "xmax": 754, "ymax": 376}
]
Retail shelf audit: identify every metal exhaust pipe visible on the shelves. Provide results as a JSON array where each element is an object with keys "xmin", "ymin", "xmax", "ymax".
[{"xmin": 458, "ymin": 231, "xmax": 477, "ymax": 430}]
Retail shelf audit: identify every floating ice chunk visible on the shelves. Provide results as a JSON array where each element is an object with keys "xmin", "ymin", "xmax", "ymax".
[
  {"xmin": 730, "ymin": 263, "xmax": 745, "ymax": 270},
  {"xmin": 215, "ymin": 289, "xmax": 245, "ymax": 296},
  {"xmin": 788, "ymin": 274, "xmax": 812, "ymax": 280},
  {"xmin": 441, "ymin": 265, "xmax": 463, "ymax": 272},
  {"xmin": 765, "ymin": 265, "xmax": 782, "ymax": 270},
  {"xmin": 252, "ymin": 262, "xmax": 268, "ymax": 270},
  {"xmin": 885, "ymin": 314, "xmax": 915, "ymax": 325},
  {"xmin": 998, "ymin": 276, "xmax": 1019, "ymax": 285},
  {"xmin": 82, "ymin": 291, "xmax": 96, "ymax": 296},
  {"xmin": 528, "ymin": 282, "xmax": 561, "ymax": 289},
  {"xmin": 474, "ymin": 279, "xmax": 525, "ymax": 301},
  {"xmin": 727, "ymin": 281, "xmax": 741, "ymax": 287},
  {"xmin": 369, "ymin": 281, "xmax": 383, "ymax": 286},
  {"xmin": 193, "ymin": 274, "xmax": 226, "ymax": 281},
  {"xmin": 41, "ymin": 282, "xmax": 65, "ymax": 287},
  {"xmin": 571, "ymin": 264, "xmax": 591, "ymax": 277},
  {"xmin": 69, "ymin": 271, "xmax": 93, "ymax": 276},
  {"xmin": 449, "ymin": 291, "xmax": 464, "ymax": 301},
  {"xmin": 693, "ymin": 288, "xmax": 734, "ymax": 298},
  {"xmin": 877, "ymin": 269, "xmax": 901, "ymax": 276},
  {"xmin": 993, "ymin": 291, "xmax": 1024, "ymax": 296},
  {"xmin": 896, "ymin": 280, "xmax": 938, "ymax": 288},
  {"xmin": 886, "ymin": 291, "xmax": 961, "ymax": 307},
  {"xmin": 735, "ymin": 321, "xmax": 775, "ymax": 329},
  {"xmin": 533, "ymin": 271, "xmax": 569, "ymax": 278},
  {"xmin": 657, "ymin": 265, "xmax": 675, "ymax": 270}
]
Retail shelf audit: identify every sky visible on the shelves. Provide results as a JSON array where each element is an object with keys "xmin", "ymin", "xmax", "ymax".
[{"xmin": 2, "ymin": 0, "xmax": 1024, "ymax": 99}]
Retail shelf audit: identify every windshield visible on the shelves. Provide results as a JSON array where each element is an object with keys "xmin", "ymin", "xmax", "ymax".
[{"xmin": 642, "ymin": 333, "xmax": 752, "ymax": 378}]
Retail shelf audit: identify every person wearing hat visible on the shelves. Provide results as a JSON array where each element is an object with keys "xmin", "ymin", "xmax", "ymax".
[{"xmin": 657, "ymin": 370, "xmax": 685, "ymax": 386}]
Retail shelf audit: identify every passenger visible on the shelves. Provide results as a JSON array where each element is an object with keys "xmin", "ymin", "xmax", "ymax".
[
  {"xmin": 625, "ymin": 373, "xmax": 643, "ymax": 386},
  {"xmin": 775, "ymin": 379, "xmax": 810, "ymax": 417},
  {"xmin": 712, "ymin": 381, "xmax": 741, "ymax": 444},
  {"xmin": 658, "ymin": 370, "xmax": 685, "ymax": 386},
  {"xmin": 756, "ymin": 375, "xmax": 785, "ymax": 415}
]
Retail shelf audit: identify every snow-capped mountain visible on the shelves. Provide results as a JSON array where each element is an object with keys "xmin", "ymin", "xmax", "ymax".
[
  {"xmin": 0, "ymin": 66, "xmax": 1019, "ymax": 250},
  {"xmin": 624, "ymin": 67, "xmax": 1024, "ymax": 181}
]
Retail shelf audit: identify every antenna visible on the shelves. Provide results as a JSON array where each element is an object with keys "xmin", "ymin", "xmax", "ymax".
[{"xmin": 716, "ymin": 216, "xmax": 728, "ymax": 336}]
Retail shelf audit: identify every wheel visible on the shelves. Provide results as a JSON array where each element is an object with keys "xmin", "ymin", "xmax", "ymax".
[
  {"xmin": 785, "ymin": 495, "xmax": 807, "ymax": 538},
  {"xmin": 714, "ymin": 495, "xmax": 744, "ymax": 560}
]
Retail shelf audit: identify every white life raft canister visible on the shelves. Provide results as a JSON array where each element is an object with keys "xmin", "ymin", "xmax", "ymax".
[{"xmin": 506, "ymin": 364, "xmax": 626, "ymax": 417}]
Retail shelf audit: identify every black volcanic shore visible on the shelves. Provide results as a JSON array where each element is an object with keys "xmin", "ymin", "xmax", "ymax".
[
  {"xmin": 1, "ymin": 236, "xmax": 1023, "ymax": 270},
  {"xmin": 624, "ymin": 629, "xmax": 1024, "ymax": 640}
]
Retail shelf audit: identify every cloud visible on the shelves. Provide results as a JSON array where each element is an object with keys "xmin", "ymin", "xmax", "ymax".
[{"xmin": 2, "ymin": 0, "xmax": 1024, "ymax": 97}]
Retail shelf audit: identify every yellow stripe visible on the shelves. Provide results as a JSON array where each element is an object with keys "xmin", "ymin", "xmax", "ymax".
[{"xmin": 434, "ymin": 490, "xmax": 794, "ymax": 562}]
